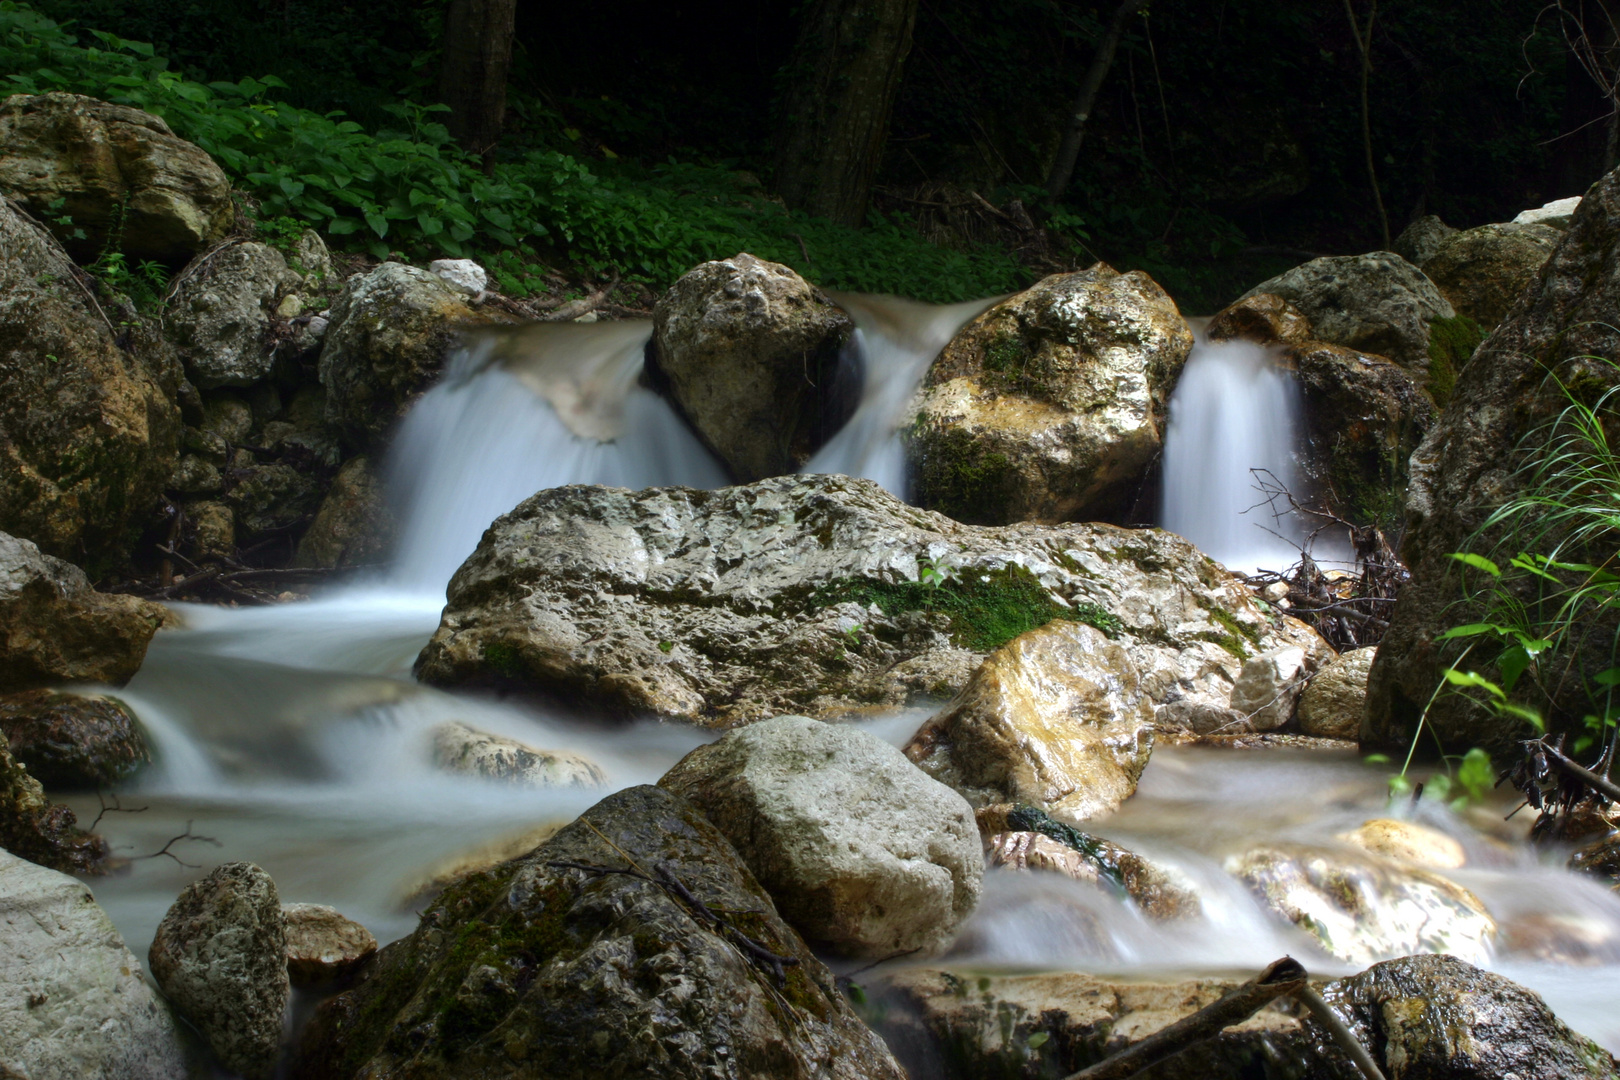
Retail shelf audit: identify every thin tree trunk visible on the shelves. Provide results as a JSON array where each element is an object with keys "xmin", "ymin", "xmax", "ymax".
[
  {"xmin": 438, "ymin": 0, "xmax": 517, "ymax": 166},
  {"xmin": 1342, "ymin": 0, "xmax": 1390, "ymax": 249},
  {"xmin": 1044, "ymin": 0, "xmax": 1146, "ymax": 199},
  {"xmin": 772, "ymin": 0, "xmax": 919, "ymax": 228}
]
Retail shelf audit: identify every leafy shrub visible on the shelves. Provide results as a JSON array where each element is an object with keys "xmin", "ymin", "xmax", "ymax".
[{"xmin": 0, "ymin": 2, "xmax": 1024, "ymax": 300}]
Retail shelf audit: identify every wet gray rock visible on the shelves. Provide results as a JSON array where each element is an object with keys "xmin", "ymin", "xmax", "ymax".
[
  {"xmin": 979, "ymin": 818, "xmax": 1200, "ymax": 920},
  {"xmin": 148, "ymin": 861, "xmax": 289, "ymax": 1080},
  {"xmin": 168, "ymin": 240, "xmax": 305, "ymax": 388},
  {"xmin": 413, "ymin": 474, "xmax": 1330, "ymax": 730},
  {"xmin": 905, "ymin": 264, "xmax": 1193, "ymax": 525},
  {"xmin": 1423, "ymin": 222, "xmax": 1562, "ymax": 330},
  {"xmin": 294, "ymin": 785, "xmax": 905, "ymax": 1080},
  {"xmin": 1240, "ymin": 251, "xmax": 1455, "ymax": 382},
  {"xmin": 282, "ymin": 903, "xmax": 377, "ymax": 987},
  {"xmin": 1304, "ymin": 954, "xmax": 1617, "ymax": 1079},
  {"xmin": 904, "ymin": 621, "xmax": 1155, "ymax": 824},
  {"xmin": 293, "ymin": 456, "xmax": 395, "ymax": 569},
  {"xmin": 651, "ymin": 253, "xmax": 855, "ymax": 481},
  {"xmin": 1297, "ymin": 646, "xmax": 1374, "ymax": 739},
  {"xmin": 0, "ymin": 688, "xmax": 148, "ymax": 789},
  {"xmin": 0, "ymin": 531, "xmax": 166, "ymax": 693},
  {"xmin": 0, "ymin": 92, "xmax": 232, "ymax": 263},
  {"xmin": 429, "ymin": 721, "xmax": 606, "ymax": 788},
  {"xmin": 659, "ymin": 715, "xmax": 982, "ymax": 957},
  {"xmin": 0, "ymin": 848, "xmax": 187, "ymax": 1080}
]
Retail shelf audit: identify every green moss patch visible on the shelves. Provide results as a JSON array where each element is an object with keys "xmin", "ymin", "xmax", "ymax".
[
  {"xmin": 1427, "ymin": 314, "xmax": 1484, "ymax": 407},
  {"xmin": 810, "ymin": 561, "xmax": 1122, "ymax": 652},
  {"xmin": 913, "ymin": 424, "xmax": 1016, "ymax": 525}
]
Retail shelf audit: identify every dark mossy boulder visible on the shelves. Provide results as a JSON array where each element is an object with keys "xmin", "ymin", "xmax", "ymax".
[
  {"xmin": 0, "ymin": 688, "xmax": 149, "ymax": 789},
  {"xmin": 293, "ymin": 785, "xmax": 905, "ymax": 1080},
  {"xmin": 0, "ymin": 736, "xmax": 106, "ymax": 874},
  {"xmin": 1422, "ymin": 222, "xmax": 1562, "ymax": 331}
]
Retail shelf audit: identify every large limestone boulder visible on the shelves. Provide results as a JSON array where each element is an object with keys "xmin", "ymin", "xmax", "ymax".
[
  {"xmin": 1368, "ymin": 169, "xmax": 1620, "ymax": 754},
  {"xmin": 1297, "ymin": 646, "xmax": 1374, "ymax": 739},
  {"xmin": 292, "ymin": 456, "xmax": 395, "ymax": 569},
  {"xmin": 1422, "ymin": 222, "xmax": 1562, "ymax": 330},
  {"xmin": 905, "ymin": 264, "xmax": 1193, "ymax": 525},
  {"xmin": 904, "ymin": 621, "xmax": 1155, "ymax": 824},
  {"xmin": 0, "ymin": 688, "xmax": 149, "ymax": 788},
  {"xmin": 650, "ymin": 253, "xmax": 855, "ymax": 481},
  {"xmin": 0, "ymin": 197, "xmax": 180, "ymax": 567},
  {"xmin": 1227, "ymin": 844, "xmax": 1494, "ymax": 964},
  {"xmin": 658, "ymin": 715, "xmax": 982, "ymax": 957},
  {"xmin": 0, "ymin": 531, "xmax": 165, "ymax": 693},
  {"xmin": 167, "ymin": 240, "xmax": 306, "ymax": 388},
  {"xmin": 319, "ymin": 262, "xmax": 516, "ymax": 450},
  {"xmin": 148, "ymin": 862, "xmax": 289, "ymax": 1080},
  {"xmin": 293, "ymin": 785, "xmax": 905, "ymax": 1080},
  {"xmin": 1, "ymin": 737, "xmax": 105, "ymax": 873},
  {"xmin": 414, "ymin": 474, "xmax": 1330, "ymax": 729},
  {"xmin": 1239, "ymin": 251, "xmax": 1455, "ymax": 382},
  {"xmin": 0, "ymin": 849, "xmax": 187, "ymax": 1080},
  {"xmin": 1301, "ymin": 955, "xmax": 1617, "ymax": 1079},
  {"xmin": 0, "ymin": 92, "xmax": 232, "ymax": 263}
]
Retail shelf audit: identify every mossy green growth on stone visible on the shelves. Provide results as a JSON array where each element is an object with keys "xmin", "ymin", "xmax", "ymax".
[
  {"xmin": 910, "ymin": 423, "xmax": 1016, "ymax": 525},
  {"xmin": 480, "ymin": 641, "xmax": 522, "ymax": 677},
  {"xmin": 810, "ymin": 561, "xmax": 1122, "ymax": 652},
  {"xmin": 1427, "ymin": 314, "xmax": 1484, "ymax": 407}
]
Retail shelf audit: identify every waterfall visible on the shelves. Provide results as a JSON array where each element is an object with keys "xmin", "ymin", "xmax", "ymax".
[{"xmin": 1160, "ymin": 336, "xmax": 1308, "ymax": 574}]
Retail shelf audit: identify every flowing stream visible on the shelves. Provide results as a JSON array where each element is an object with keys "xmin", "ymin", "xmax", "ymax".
[{"xmin": 62, "ymin": 301, "xmax": 1620, "ymax": 1055}]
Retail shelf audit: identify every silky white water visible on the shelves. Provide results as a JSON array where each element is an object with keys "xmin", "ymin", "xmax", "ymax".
[{"xmin": 60, "ymin": 302, "xmax": 1620, "ymax": 1056}]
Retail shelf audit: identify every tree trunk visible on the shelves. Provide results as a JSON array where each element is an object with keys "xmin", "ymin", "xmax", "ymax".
[
  {"xmin": 772, "ymin": 0, "xmax": 919, "ymax": 228},
  {"xmin": 1343, "ymin": 0, "xmax": 1390, "ymax": 250},
  {"xmin": 438, "ymin": 0, "xmax": 517, "ymax": 165},
  {"xmin": 1044, "ymin": 0, "xmax": 1146, "ymax": 199}
]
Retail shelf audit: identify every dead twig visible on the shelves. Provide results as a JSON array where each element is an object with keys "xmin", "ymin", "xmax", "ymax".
[
  {"xmin": 89, "ymin": 789, "xmax": 148, "ymax": 832},
  {"xmin": 135, "ymin": 821, "xmax": 222, "ymax": 869},
  {"xmin": 542, "ymin": 274, "xmax": 620, "ymax": 322},
  {"xmin": 1295, "ymin": 984, "xmax": 1388, "ymax": 1080}
]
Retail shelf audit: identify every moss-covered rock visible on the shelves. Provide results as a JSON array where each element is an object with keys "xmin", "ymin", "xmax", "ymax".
[
  {"xmin": 293, "ymin": 785, "xmax": 905, "ymax": 1080},
  {"xmin": 0, "ymin": 688, "xmax": 148, "ymax": 789},
  {"xmin": 0, "ymin": 737, "xmax": 106, "ymax": 874},
  {"xmin": 905, "ymin": 264, "xmax": 1193, "ymax": 525}
]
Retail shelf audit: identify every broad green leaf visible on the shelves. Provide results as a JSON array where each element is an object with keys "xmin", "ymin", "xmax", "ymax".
[
  {"xmin": 1436, "ymin": 623, "xmax": 1500, "ymax": 640},
  {"xmin": 364, "ymin": 212, "xmax": 388, "ymax": 238},
  {"xmin": 1447, "ymin": 553, "xmax": 1500, "ymax": 576}
]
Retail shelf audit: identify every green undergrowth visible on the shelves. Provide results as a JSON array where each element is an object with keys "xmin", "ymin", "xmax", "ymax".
[
  {"xmin": 0, "ymin": 2, "xmax": 1023, "ymax": 299},
  {"xmin": 811, "ymin": 561, "xmax": 1122, "ymax": 652}
]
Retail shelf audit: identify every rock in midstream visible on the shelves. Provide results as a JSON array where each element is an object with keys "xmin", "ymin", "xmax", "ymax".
[
  {"xmin": 904, "ymin": 263, "xmax": 1193, "ymax": 525},
  {"xmin": 0, "ymin": 848, "xmax": 188, "ymax": 1080},
  {"xmin": 413, "ymin": 473, "xmax": 1330, "ymax": 729},
  {"xmin": 429, "ymin": 720, "xmax": 606, "ymax": 788},
  {"xmin": 293, "ymin": 785, "xmax": 906, "ymax": 1080},
  {"xmin": 982, "ymin": 829, "xmax": 1200, "ymax": 920},
  {"xmin": 283, "ymin": 903, "xmax": 377, "ymax": 987},
  {"xmin": 658, "ymin": 714, "xmax": 982, "ymax": 957},
  {"xmin": 148, "ymin": 862, "xmax": 290, "ymax": 1080},
  {"xmin": 904, "ymin": 621, "xmax": 1155, "ymax": 823},
  {"xmin": 1296, "ymin": 645, "xmax": 1375, "ymax": 740},
  {"xmin": 0, "ymin": 687, "xmax": 149, "ymax": 789}
]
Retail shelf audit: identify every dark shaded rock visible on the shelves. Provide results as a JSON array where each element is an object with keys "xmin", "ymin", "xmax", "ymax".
[
  {"xmin": 293, "ymin": 785, "xmax": 904, "ymax": 1080},
  {"xmin": 1393, "ymin": 214, "xmax": 1458, "ymax": 268},
  {"xmin": 1570, "ymin": 832, "xmax": 1620, "ymax": 888},
  {"xmin": 1422, "ymin": 222, "xmax": 1562, "ymax": 330},
  {"xmin": 1205, "ymin": 291, "xmax": 1315, "ymax": 348},
  {"xmin": 0, "ymin": 688, "xmax": 148, "ymax": 789},
  {"xmin": 168, "ymin": 240, "xmax": 305, "ymax": 388},
  {"xmin": 650, "ymin": 253, "xmax": 855, "ymax": 481},
  {"xmin": 0, "ymin": 738, "xmax": 105, "ymax": 874},
  {"xmin": 148, "ymin": 862, "xmax": 289, "ymax": 1080},
  {"xmin": 293, "ymin": 456, "xmax": 394, "ymax": 569}
]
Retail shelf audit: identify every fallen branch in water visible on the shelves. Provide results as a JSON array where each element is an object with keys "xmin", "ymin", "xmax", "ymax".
[
  {"xmin": 1295, "ymin": 984, "xmax": 1388, "ymax": 1080},
  {"xmin": 1541, "ymin": 741, "xmax": 1620, "ymax": 804},
  {"xmin": 135, "ymin": 821, "xmax": 222, "ymax": 869},
  {"xmin": 89, "ymin": 789, "xmax": 148, "ymax": 831},
  {"xmin": 542, "ymin": 274, "xmax": 620, "ymax": 322}
]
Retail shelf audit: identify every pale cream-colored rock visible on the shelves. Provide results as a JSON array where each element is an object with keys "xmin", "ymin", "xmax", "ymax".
[
  {"xmin": 429, "ymin": 721, "xmax": 605, "ymax": 788},
  {"xmin": 659, "ymin": 715, "xmax": 982, "ymax": 957},
  {"xmin": 0, "ymin": 92, "xmax": 232, "ymax": 262},
  {"xmin": 905, "ymin": 621, "xmax": 1154, "ymax": 825},
  {"xmin": 282, "ymin": 902, "xmax": 377, "ymax": 986},
  {"xmin": 1513, "ymin": 195, "xmax": 1581, "ymax": 229},
  {"xmin": 0, "ymin": 849, "xmax": 186, "ymax": 1080},
  {"xmin": 984, "ymin": 829, "xmax": 1200, "ymax": 920},
  {"xmin": 414, "ymin": 474, "xmax": 1332, "ymax": 730},
  {"xmin": 905, "ymin": 263, "xmax": 1193, "ymax": 524},
  {"xmin": 1298, "ymin": 647, "xmax": 1374, "ymax": 740},
  {"xmin": 1227, "ymin": 843, "xmax": 1494, "ymax": 964},
  {"xmin": 1227, "ymin": 645, "xmax": 1314, "ymax": 731},
  {"xmin": 1340, "ymin": 817, "xmax": 1467, "ymax": 869},
  {"xmin": 651, "ymin": 252, "xmax": 853, "ymax": 480}
]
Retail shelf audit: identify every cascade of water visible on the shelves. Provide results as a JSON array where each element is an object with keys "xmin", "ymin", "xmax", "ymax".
[{"xmin": 1160, "ymin": 336, "xmax": 1308, "ymax": 574}]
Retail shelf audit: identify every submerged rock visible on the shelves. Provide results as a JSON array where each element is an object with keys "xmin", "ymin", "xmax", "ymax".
[
  {"xmin": 0, "ymin": 688, "xmax": 149, "ymax": 789},
  {"xmin": 905, "ymin": 264, "xmax": 1193, "ymax": 525},
  {"xmin": 429, "ymin": 721, "xmax": 605, "ymax": 788},
  {"xmin": 0, "ymin": 848, "xmax": 187, "ymax": 1080},
  {"xmin": 0, "ymin": 92, "xmax": 232, "ymax": 263},
  {"xmin": 1227, "ymin": 843, "xmax": 1494, "ymax": 964},
  {"xmin": 1569, "ymin": 832, "xmax": 1620, "ymax": 889},
  {"xmin": 0, "ymin": 737, "xmax": 106, "ymax": 873},
  {"xmin": 1239, "ymin": 251, "xmax": 1455, "ymax": 383},
  {"xmin": 294, "ymin": 785, "xmax": 905, "ymax": 1080},
  {"xmin": 1297, "ymin": 645, "xmax": 1375, "ymax": 740},
  {"xmin": 904, "ymin": 621, "xmax": 1154, "ymax": 824},
  {"xmin": 1303, "ymin": 954, "xmax": 1618, "ymax": 1079},
  {"xmin": 1422, "ymin": 222, "xmax": 1562, "ymax": 330},
  {"xmin": 872, "ymin": 968, "xmax": 1302, "ymax": 1080},
  {"xmin": 0, "ymin": 196, "xmax": 180, "ymax": 566},
  {"xmin": 167, "ymin": 240, "xmax": 306, "ymax": 389},
  {"xmin": 414, "ymin": 474, "xmax": 1328, "ymax": 729},
  {"xmin": 148, "ymin": 861, "xmax": 289, "ymax": 1080},
  {"xmin": 658, "ymin": 715, "xmax": 982, "ymax": 957},
  {"xmin": 0, "ymin": 531, "xmax": 166, "ymax": 693},
  {"xmin": 282, "ymin": 903, "xmax": 377, "ymax": 987},
  {"xmin": 650, "ymin": 253, "xmax": 855, "ymax": 480},
  {"xmin": 982, "ymin": 822, "xmax": 1198, "ymax": 920}
]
